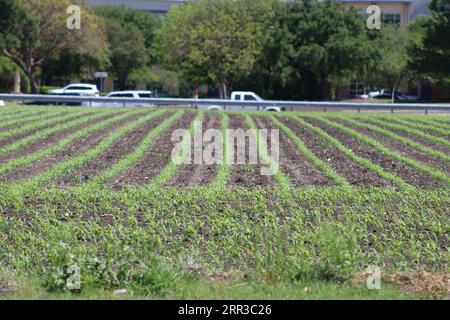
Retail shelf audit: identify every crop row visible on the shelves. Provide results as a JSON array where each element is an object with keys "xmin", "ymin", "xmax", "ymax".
[{"xmin": 0, "ymin": 108, "xmax": 448, "ymax": 192}]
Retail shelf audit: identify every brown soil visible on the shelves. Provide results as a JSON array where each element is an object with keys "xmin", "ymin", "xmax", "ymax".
[
  {"xmin": 0, "ymin": 112, "xmax": 121, "ymax": 164},
  {"xmin": 282, "ymin": 117, "xmax": 391, "ymax": 187},
  {"xmin": 252, "ymin": 116, "xmax": 332, "ymax": 187},
  {"xmin": 385, "ymin": 118, "xmax": 449, "ymax": 140},
  {"xmin": 364, "ymin": 119, "xmax": 450, "ymax": 155},
  {"xmin": 228, "ymin": 115, "xmax": 277, "ymax": 188},
  {"xmin": 1, "ymin": 113, "xmax": 142, "ymax": 183},
  {"xmin": 333, "ymin": 118, "xmax": 450, "ymax": 175},
  {"xmin": 166, "ymin": 115, "xmax": 220, "ymax": 188},
  {"xmin": 0, "ymin": 112, "xmax": 90, "ymax": 148},
  {"xmin": 50, "ymin": 113, "xmax": 170, "ymax": 188},
  {"xmin": 0, "ymin": 111, "xmax": 51, "ymax": 132},
  {"xmin": 109, "ymin": 112, "xmax": 196, "ymax": 189},
  {"xmin": 305, "ymin": 118, "xmax": 445, "ymax": 189}
]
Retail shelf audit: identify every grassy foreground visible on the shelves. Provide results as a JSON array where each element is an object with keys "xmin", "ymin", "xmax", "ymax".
[{"xmin": 0, "ymin": 185, "xmax": 448, "ymax": 300}]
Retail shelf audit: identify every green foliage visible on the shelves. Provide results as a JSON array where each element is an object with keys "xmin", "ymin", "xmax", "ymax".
[
  {"xmin": 93, "ymin": 6, "xmax": 160, "ymax": 63},
  {"xmin": 1, "ymin": 0, "xmax": 108, "ymax": 93},
  {"xmin": 279, "ymin": 0, "xmax": 373, "ymax": 100},
  {"xmin": 158, "ymin": 0, "xmax": 272, "ymax": 98},
  {"xmin": 41, "ymin": 241, "xmax": 177, "ymax": 295},
  {"xmin": 102, "ymin": 20, "xmax": 149, "ymax": 89},
  {"xmin": 366, "ymin": 26, "xmax": 412, "ymax": 99},
  {"xmin": 408, "ymin": 0, "xmax": 450, "ymax": 85}
]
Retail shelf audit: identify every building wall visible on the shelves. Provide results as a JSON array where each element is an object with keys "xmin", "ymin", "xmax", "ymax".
[
  {"xmin": 84, "ymin": 0, "xmax": 185, "ymax": 14},
  {"xmin": 339, "ymin": 2, "xmax": 413, "ymax": 26},
  {"xmin": 85, "ymin": 0, "xmax": 425, "ymax": 18}
]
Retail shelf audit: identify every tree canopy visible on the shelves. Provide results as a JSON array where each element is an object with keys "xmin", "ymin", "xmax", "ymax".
[
  {"xmin": 408, "ymin": 0, "xmax": 450, "ymax": 85},
  {"xmin": 1, "ymin": 0, "xmax": 107, "ymax": 93},
  {"xmin": 158, "ymin": 0, "xmax": 275, "ymax": 99}
]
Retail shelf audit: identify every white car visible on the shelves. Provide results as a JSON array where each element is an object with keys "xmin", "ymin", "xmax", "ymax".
[
  {"xmin": 203, "ymin": 91, "xmax": 281, "ymax": 112},
  {"xmin": 48, "ymin": 83, "xmax": 100, "ymax": 97},
  {"xmin": 90, "ymin": 90, "xmax": 155, "ymax": 107}
]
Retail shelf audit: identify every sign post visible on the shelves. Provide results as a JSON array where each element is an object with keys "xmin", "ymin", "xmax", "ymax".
[{"xmin": 95, "ymin": 72, "xmax": 108, "ymax": 93}]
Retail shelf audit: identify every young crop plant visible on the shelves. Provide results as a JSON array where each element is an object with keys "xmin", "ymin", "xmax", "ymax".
[
  {"xmin": 366, "ymin": 117, "xmax": 450, "ymax": 149},
  {"xmin": 401, "ymin": 117, "xmax": 450, "ymax": 131},
  {"xmin": 0, "ymin": 111, "xmax": 115, "ymax": 155},
  {"xmin": 0, "ymin": 107, "xmax": 51, "ymax": 120},
  {"xmin": 335, "ymin": 115, "xmax": 450, "ymax": 163},
  {"xmin": 14, "ymin": 110, "xmax": 163, "ymax": 191},
  {"xmin": 142, "ymin": 111, "xmax": 204, "ymax": 191},
  {"xmin": 378, "ymin": 116, "xmax": 449, "ymax": 137},
  {"xmin": 292, "ymin": 114, "xmax": 412, "ymax": 190},
  {"xmin": 86, "ymin": 110, "xmax": 185, "ymax": 187},
  {"xmin": 311, "ymin": 116, "xmax": 450, "ymax": 187},
  {"xmin": 268, "ymin": 114, "xmax": 349, "ymax": 187},
  {"xmin": 0, "ymin": 110, "xmax": 58, "ymax": 129},
  {"xmin": 211, "ymin": 112, "xmax": 231, "ymax": 189},
  {"xmin": 0, "ymin": 108, "xmax": 98, "ymax": 142},
  {"xmin": 0, "ymin": 110, "xmax": 145, "ymax": 177},
  {"xmin": 242, "ymin": 112, "xmax": 290, "ymax": 190}
]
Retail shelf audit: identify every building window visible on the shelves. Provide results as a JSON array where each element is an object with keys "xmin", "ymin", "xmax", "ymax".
[{"xmin": 383, "ymin": 13, "xmax": 401, "ymax": 26}]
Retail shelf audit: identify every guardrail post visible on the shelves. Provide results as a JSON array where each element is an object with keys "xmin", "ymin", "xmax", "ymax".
[
  {"xmin": 391, "ymin": 108, "xmax": 394, "ymax": 114},
  {"xmin": 425, "ymin": 109, "xmax": 428, "ymax": 115},
  {"xmin": 358, "ymin": 108, "xmax": 361, "ymax": 113},
  {"xmin": 323, "ymin": 107, "xmax": 327, "ymax": 113}
]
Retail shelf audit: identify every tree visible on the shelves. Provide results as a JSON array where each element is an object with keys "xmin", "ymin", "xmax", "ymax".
[
  {"xmin": 281, "ymin": 0, "xmax": 374, "ymax": 100},
  {"xmin": 157, "ymin": 0, "xmax": 271, "ymax": 99},
  {"xmin": 1, "ymin": 0, "xmax": 107, "ymax": 93},
  {"xmin": 366, "ymin": 26, "xmax": 412, "ymax": 102},
  {"xmin": 93, "ymin": 6, "xmax": 160, "ymax": 63},
  {"xmin": 408, "ymin": 0, "xmax": 450, "ymax": 85},
  {"xmin": 102, "ymin": 19, "xmax": 149, "ymax": 90}
]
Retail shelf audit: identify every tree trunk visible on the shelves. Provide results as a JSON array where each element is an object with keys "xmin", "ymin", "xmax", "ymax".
[
  {"xmin": 13, "ymin": 69, "xmax": 21, "ymax": 93},
  {"xmin": 218, "ymin": 79, "xmax": 228, "ymax": 99},
  {"xmin": 28, "ymin": 71, "xmax": 39, "ymax": 94}
]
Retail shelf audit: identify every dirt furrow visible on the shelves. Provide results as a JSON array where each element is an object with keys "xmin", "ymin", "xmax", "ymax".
[
  {"xmin": 0, "ymin": 111, "xmax": 51, "ymax": 132},
  {"xmin": 1, "ymin": 113, "xmax": 142, "ymax": 183},
  {"xmin": 166, "ymin": 115, "xmax": 220, "ymax": 188},
  {"xmin": 333, "ymin": 118, "xmax": 450, "ymax": 175},
  {"xmin": 0, "ymin": 112, "xmax": 123, "ymax": 164},
  {"xmin": 109, "ymin": 112, "xmax": 196, "ymax": 189},
  {"xmin": 0, "ymin": 112, "xmax": 88, "ymax": 148},
  {"xmin": 282, "ymin": 117, "xmax": 391, "ymax": 187},
  {"xmin": 228, "ymin": 115, "xmax": 276, "ymax": 188},
  {"xmin": 363, "ymin": 119, "xmax": 450, "ymax": 155},
  {"xmin": 305, "ymin": 118, "xmax": 445, "ymax": 189},
  {"xmin": 51, "ymin": 113, "xmax": 171, "ymax": 188},
  {"xmin": 253, "ymin": 116, "xmax": 332, "ymax": 187}
]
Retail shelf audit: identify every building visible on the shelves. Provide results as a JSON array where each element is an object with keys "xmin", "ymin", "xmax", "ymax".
[
  {"xmin": 84, "ymin": 0, "xmax": 185, "ymax": 14},
  {"xmin": 338, "ymin": 0, "xmax": 413, "ymax": 26},
  {"xmin": 86, "ymin": 0, "xmax": 428, "ymax": 18}
]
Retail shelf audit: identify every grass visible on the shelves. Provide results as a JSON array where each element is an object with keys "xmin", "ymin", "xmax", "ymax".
[
  {"xmin": 1, "ymin": 274, "xmax": 429, "ymax": 300},
  {"xmin": 0, "ymin": 106, "xmax": 448, "ymax": 300}
]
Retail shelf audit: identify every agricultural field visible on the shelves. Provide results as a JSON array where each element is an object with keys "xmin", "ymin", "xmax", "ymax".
[{"xmin": 0, "ymin": 105, "xmax": 448, "ymax": 299}]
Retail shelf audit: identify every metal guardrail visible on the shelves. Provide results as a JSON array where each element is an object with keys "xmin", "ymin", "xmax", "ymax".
[{"xmin": 1, "ymin": 93, "xmax": 450, "ymax": 113}]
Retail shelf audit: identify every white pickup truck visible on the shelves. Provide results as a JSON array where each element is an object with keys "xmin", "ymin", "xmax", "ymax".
[{"xmin": 204, "ymin": 91, "xmax": 281, "ymax": 112}]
